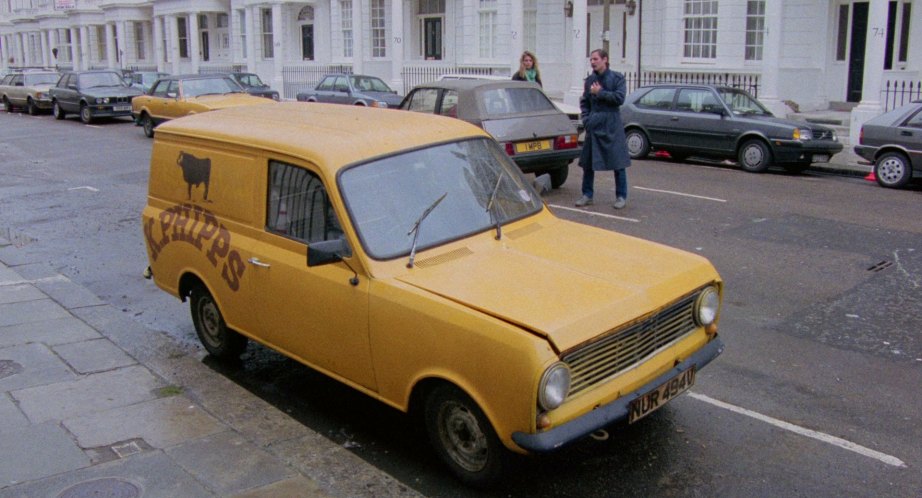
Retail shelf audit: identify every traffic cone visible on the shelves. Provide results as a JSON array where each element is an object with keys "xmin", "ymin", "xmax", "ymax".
[{"xmin": 864, "ymin": 170, "xmax": 876, "ymax": 182}]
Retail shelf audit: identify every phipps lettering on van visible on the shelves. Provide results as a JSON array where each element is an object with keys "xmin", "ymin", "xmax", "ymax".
[{"xmin": 144, "ymin": 203, "xmax": 246, "ymax": 291}]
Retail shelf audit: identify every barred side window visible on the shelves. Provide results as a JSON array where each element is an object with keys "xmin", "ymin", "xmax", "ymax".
[
  {"xmin": 744, "ymin": 0, "xmax": 764, "ymax": 61},
  {"xmin": 683, "ymin": 0, "xmax": 718, "ymax": 59},
  {"xmin": 267, "ymin": 161, "xmax": 342, "ymax": 243}
]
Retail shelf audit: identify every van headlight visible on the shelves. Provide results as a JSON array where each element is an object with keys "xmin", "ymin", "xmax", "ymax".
[
  {"xmin": 538, "ymin": 362, "xmax": 571, "ymax": 410},
  {"xmin": 694, "ymin": 286, "xmax": 720, "ymax": 326}
]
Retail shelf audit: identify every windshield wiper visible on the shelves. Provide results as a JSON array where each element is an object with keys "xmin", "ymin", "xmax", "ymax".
[
  {"xmin": 406, "ymin": 192, "xmax": 447, "ymax": 268},
  {"xmin": 486, "ymin": 174, "xmax": 504, "ymax": 240}
]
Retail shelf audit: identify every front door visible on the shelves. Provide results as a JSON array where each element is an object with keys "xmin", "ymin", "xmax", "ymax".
[
  {"xmin": 423, "ymin": 17, "xmax": 442, "ymax": 60},
  {"xmin": 847, "ymin": 2, "xmax": 869, "ymax": 103},
  {"xmin": 301, "ymin": 24, "xmax": 314, "ymax": 60}
]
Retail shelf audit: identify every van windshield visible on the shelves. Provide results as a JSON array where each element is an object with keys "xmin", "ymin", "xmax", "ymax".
[{"xmin": 339, "ymin": 138, "xmax": 543, "ymax": 260}]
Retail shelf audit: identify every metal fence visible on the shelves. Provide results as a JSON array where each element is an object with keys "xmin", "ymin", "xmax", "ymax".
[
  {"xmin": 197, "ymin": 64, "xmax": 247, "ymax": 75},
  {"xmin": 400, "ymin": 64, "xmax": 509, "ymax": 92},
  {"xmin": 625, "ymin": 71, "xmax": 761, "ymax": 97},
  {"xmin": 882, "ymin": 80, "xmax": 921, "ymax": 111},
  {"xmin": 281, "ymin": 64, "xmax": 353, "ymax": 99}
]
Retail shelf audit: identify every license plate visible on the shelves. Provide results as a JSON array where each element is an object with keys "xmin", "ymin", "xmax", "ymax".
[
  {"xmin": 628, "ymin": 367, "xmax": 696, "ymax": 424},
  {"xmin": 514, "ymin": 140, "xmax": 551, "ymax": 153},
  {"xmin": 113, "ymin": 105, "xmax": 131, "ymax": 112},
  {"xmin": 812, "ymin": 154, "xmax": 830, "ymax": 163}
]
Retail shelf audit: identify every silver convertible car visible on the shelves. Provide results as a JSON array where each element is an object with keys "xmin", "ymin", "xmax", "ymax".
[{"xmin": 854, "ymin": 101, "xmax": 922, "ymax": 189}]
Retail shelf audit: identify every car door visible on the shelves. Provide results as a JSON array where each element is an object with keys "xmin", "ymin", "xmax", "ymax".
[
  {"xmin": 899, "ymin": 108, "xmax": 922, "ymax": 167},
  {"xmin": 629, "ymin": 87, "xmax": 677, "ymax": 148},
  {"xmin": 145, "ymin": 80, "xmax": 172, "ymax": 121},
  {"xmin": 56, "ymin": 74, "xmax": 79, "ymax": 112},
  {"xmin": 668, "ymin": 87, "xmax": 735, "ymax": 154},
  {"xmin": 8, "ymin": 74, "xmax": 25, "ymax": 105},
  {"xmin": 250, "ymin": 159, "xmax": 376, "ymax": 390},
  {"xmin": 331, "ymin": 76, "xmax": 351, "ymax": 104}
]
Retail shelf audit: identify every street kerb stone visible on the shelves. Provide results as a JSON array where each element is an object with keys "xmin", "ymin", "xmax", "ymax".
[
  {"xmin": 0, "ymin": 422, "xmax": 89, "ymax": 488},
  {"xmin": 0, "ymin": 343, "xmax": 77, "ymax": 393},
  {"xmin": 53, "ymin": 338, "xmax": 137, "ymax": 374},
  {"xmin": 11, "ymin": 365, "xmax": 162, "ymax": 424},
  {"xmin": 230, "ymin": 475, "xmax": 331, "ymax": 498},
  {"xmin": 165, "ymin": 431, "xmax": 296, "ymax": 496},
  {"xmin": 0, "ymin": 283, "xmax": 44, "ymax": 305},
  {"xmin": 0, "ymin": 316, "xmax": 101, "ymax": 349},
  {"xmin": 35, "ymin": 277, "xmax": 105, "ymax": 309},
  {"xmin": 0, "ymin": 298, "xmax": 71, "ymax": 328},
  {"xmin": 63, "ymin": 395, "xmax": 226, "ymax": 450}
]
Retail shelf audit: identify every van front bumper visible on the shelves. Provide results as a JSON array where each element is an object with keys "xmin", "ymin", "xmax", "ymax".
[{"xmin": 512, "ymin": 336, "xmax": 724, "ymax": 453}]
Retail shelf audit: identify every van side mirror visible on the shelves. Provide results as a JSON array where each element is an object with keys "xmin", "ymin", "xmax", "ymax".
[{"xmin": 307, "ymin": 237, "xmax": 352, "ymax": 267}]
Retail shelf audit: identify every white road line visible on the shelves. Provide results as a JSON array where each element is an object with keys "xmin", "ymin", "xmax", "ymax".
[
  {"xmin": 68, "ymin": 186, "xmax": 99, "ymax": 192},
  {"xmin": 633, "ymin": 186, "xmax": 727, "ymax": 203},
  {"xmin": 548, "ymin": 204, "xmax": 641, "ymax": 223},
  {"xmin": 688, "ymin": 392, "xmax": 907, "ymax": 468}
]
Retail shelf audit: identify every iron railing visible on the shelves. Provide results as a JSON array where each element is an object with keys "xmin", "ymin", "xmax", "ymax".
[
  {"xmin": 625, "ymin": 71, "xmax": 760, "ymax": 97},
  {"xmin": 400, "ymin": 64, "xmax": 509, "ymax": 92},
  {"xmin": 281, "ymin": 64, "xmax": 353, "ymax": 99},
  {"xmin": 882, "ymin": 80, "xmax": 922, "ymax": 111}
]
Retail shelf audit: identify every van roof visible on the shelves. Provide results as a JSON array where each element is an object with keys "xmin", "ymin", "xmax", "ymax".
[{"xmin": 154, "ymin": 102, "xmax": 488, "ymax": 171}]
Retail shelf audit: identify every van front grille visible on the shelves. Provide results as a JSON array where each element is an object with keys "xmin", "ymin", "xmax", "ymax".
[{"xmin": 562, "ymin": 291, "xmax": 699, "ymax": 396}]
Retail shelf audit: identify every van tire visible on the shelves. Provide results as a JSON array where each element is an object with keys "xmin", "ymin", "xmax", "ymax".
[
  {"xmin": 80, "ymin": 103, "xmax": 93, "ymax": 124},
  {"xmin": 424, "ymin": 384, "xmax": 507, "ymax": 488},
  {"xmin": 738, "ymin": 139, "xmax": 772, "ymax": 172},
  {"xmin": 142, "ymin": 114, "xmax": 155, "ymax": 138},
  {"xmin": 53, "ymin": 101, "xmax": 66, "ymax": 120},
  {"xmin": 625, "ymin": 128, "xmax": 650, "ymax": 159},
  {"xmin": 190, "ymin": 285, "xmax": 248, "ymax": 360}
]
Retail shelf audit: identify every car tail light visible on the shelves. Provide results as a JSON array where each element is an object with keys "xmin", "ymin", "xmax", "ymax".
[
  {"xmin": 503, "ymin": 142, "xmax": 516, "ymax": 156},
  {"xmin": 555, "ymin": 134, "xmax": 579, "ymax": 150}
]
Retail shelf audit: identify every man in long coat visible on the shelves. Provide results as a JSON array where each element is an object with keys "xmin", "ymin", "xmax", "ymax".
[{"xmin": 575, "ymin": 49, "xmax": 632, "ymax": 209}]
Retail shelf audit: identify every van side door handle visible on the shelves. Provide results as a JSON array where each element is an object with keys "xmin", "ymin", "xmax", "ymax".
[{"xmin": 248, "ymin": 257, "xmax": 271, "ymax": 268}]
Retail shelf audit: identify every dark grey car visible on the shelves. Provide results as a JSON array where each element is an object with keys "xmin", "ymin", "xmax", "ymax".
[
  {"xmin": 399, "ymin": 79, "xmax": 581, "ymax": 188},
  {"xmin": 50, "ymin": 70, "xmax": 142, "ymax": 124},
  {"xmin": 228, "ymin": 72, "xmax": 280, "ymax": 100},
  {"xmin": 854, "ymin": 101, "xmax": 922, "ymax": 188},
  {"xmin": 296, "ymin": 74, "xmax": 403, "ymax": 108},
  {"xmin": 621, "ymin": 84, "xmax": 843, "ymax": 173}
]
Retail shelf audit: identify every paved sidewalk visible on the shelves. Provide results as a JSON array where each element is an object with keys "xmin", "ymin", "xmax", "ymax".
[{"xmin": 0, "ymin": 249, "xmax": 420, "ymax": 497}]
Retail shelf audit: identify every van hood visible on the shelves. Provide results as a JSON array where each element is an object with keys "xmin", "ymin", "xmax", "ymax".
[
  {"xmin": 191, "ymin": 93, "xmax": 269, "ymax": 109},
  {"xmin": 394, "ymin": 219, "xmax": 718, "ymax": 352}
]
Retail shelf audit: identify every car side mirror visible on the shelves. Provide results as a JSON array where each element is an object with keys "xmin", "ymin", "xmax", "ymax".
[{"xmin": 307, "ymin": 237, "xmax": 352, "ymax": 267}]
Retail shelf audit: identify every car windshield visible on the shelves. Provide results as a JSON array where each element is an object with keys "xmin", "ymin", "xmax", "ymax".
[
  {"xmin": 480, "ymin": 87, "xmax": 557, "ymax": 116},
  {"xmin": 24, "ymin": 73, "xmax": 59, "ymax": 85},
  {"xmin": 182, "ymin": 77, "xmax": 241, "ymax": 97},
  {"xmin": 78, "ymin": 72, "xmax": 125, "ymax": 88},
  {"xmin": 339, "ymin": 137, "xmax": 543, "ymax": 260},
  {"xmin": 718, "ymin": 89, "xmax": 771, "ymax": 116},
  {"xmin": 350, "ymin": 76, "xmax": 392, "ymax": 92}
]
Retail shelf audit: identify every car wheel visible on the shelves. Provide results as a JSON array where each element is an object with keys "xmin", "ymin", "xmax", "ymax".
[
  {"xmin": 190, "ymin": 284, "xmax": 248, "ymax": 360},
  {"xmin": 2, "ymin": 97, "xmax": 11, "ymax": 113},
  {"xmin": 142, "ymin": 114, "xmax": 155, "ymax": 138},
  {"xmin": 53, "ymin": 101, "xmax": 66, "ymax": 120},
  {"xmin": 549, "ymin": 164, "xmax": 569, "ymax": 189},
  {"xmin": 738, "ymin": 139, "xmax": 772, "ymax": 173},
  {"xmin": 783, "ymin": 161, "xmax": 811, "ymax": 174},
  {"xmin": 80, "ymin": 104, "xmax": 93, "ymax": 124},
  {"xmin": 625, "ymin": 128, "xmax": 650, "ymax": 159},
  {"xmin": 875, "ymin": 151, "xmax": 912, "ymax": 189},
  {"xmin": 26, "ymin": 98, "xmax": 38, "ymax": 116},
  {"xmin": 424, "ymin": 385, "xmax": 507, "ymax": 488}
]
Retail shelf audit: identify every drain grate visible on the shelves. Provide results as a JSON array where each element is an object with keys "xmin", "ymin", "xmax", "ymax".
[
  {"xmin": 867, "ymin": 260, "xmax": 893, "ymax": 272},
  {"xmin": 57, "ymin": 478, "xmax": 140, "ymax": 498}
]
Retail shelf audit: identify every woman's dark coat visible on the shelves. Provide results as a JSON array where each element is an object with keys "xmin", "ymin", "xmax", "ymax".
[{"xmin": 578, "ymin": 68, "xmax": 631, "ymax": 171}]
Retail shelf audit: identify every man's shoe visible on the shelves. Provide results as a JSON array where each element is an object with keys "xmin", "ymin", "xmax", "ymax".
[
  {"xmin": 575, "ymin": 196, "xmax": 593, "ymax": 207},
  {"xmin": 613, "ymin": 197, "xmax": 626, "ymax": 209}
]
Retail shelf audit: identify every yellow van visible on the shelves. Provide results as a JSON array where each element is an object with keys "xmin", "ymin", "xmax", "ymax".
[{"xmin": 143, "ymin": 103, "xmax": 724, "ymax": 487}]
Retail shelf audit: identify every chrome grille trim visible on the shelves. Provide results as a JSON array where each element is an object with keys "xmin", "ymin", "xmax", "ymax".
[{"xmin": 563, "ymin": 290, "xmax": 700, "ymax": 396}]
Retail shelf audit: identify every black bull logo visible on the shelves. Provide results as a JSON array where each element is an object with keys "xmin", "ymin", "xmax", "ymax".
[{"xmin": 177, "ymin": 151, "xmax": 211, "ymax": 201}]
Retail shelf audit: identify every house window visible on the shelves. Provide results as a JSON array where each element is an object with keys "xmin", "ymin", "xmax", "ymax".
[
  {"xmin": 744, "ymin": 0, "xmax": 764, "ymax": 61},
  {"xmin": 886, "ymin": 1, "xmax": 912, "ymax": 68},
  {"xmin": 261, "ymin": 8, "xmax": 274, "ymax": 59},
  {"xmin": 835, "ymin": 4, "xmax": 848, "ymax": 61},
  {"xmin": 479, "ymin": 0, "xmax": 497, "ymax": 58},
  {"xmin": 523, "ymin": 0, "xmax": 537, "ymax": 52},
  {"xmin": 371, "ymin": 0, "xmax": 386, "ymax": 57},
  {"xmin": 96, "ymin": 25, "xmax": 106, "ymax": 61},
  {"xmin": 683, "ymin": 0, "xmax": 718, "ymax": 59},
  {"xmin": 341, "ymin": 0, "xmax": 353, "ymax": 58},
  {"xmin": 134, "ymin": 21, "xmax": 145, "ymax": 60},
  {"xmin": 177, "ymin": 17, "xmax": 189, "ymax": 58},
  {"xmin": 898, "ymin": 2, "xmax": 911, "ymax": 63},
  {"xmin": 217, "ymin": 14, "xmax": 228, "ymax": 28}
]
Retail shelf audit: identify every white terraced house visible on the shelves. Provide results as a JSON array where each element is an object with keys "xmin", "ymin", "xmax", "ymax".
[{"xmin": 1, "ymin": 0, "xmax": 918, "ymax": 142}]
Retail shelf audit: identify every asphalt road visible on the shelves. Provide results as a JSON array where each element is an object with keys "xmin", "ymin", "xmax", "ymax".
[{"xmin": 1, "ymin": 111, "xmax": 921, "ymax": 497}]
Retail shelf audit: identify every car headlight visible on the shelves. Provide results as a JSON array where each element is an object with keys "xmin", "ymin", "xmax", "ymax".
[
  {"xmin": 694, "ymin": 286, "xmax": 720, "ymax": 326},
  {"xmin": 538, "ymin": 362, "xmax": 571, "ymax": 411},
  {"xmin": 793, "ymin": 128, "xmax": 813, "ymax": 141},
  {"xmin": 96, "ymin": 97, "xmax": 110, "ymax": 104},
  {"xmin": 371, "ymin": 101, "xmax": 388, "ymax": 108},
  {"xmin": 36, "ymin": 92, "xmax": 47, "ymax": 99}
]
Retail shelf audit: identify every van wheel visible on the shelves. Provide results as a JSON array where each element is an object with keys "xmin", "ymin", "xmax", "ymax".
[
  {"xmin": 549, "ymin": 164, "xmax": 569, "ymax": 188},
  {"xmin": 142, "ymin": 114, "xmax": 155, "ymax": 138},
  {"xmin": 875, "ymin": 151, "xmax": 912, "ymax": 188},
  {"xmin": 26, "ymin": 98, "xmax": 38, "ymax": 115},
  {"xmin": 625, "ymin": 129, "xmax": 650, "ymax": 159},
  {"xmin": 190, "ymin": 285, "xmax": 248, "ymax": 360},
  {"xmin": 738, "ymin": 139, "xmax": 772, "ymax": 172},
  {"xmin": 80, "ymin": 104, "xmax": 93, "ymax": 124},
  {"xmin": 424, "ymin": 385, "xmax": 506, "ymax": 488},
  {"xmin": 53, "ymin": 101, "xmax": 66, "ymax": 120}
]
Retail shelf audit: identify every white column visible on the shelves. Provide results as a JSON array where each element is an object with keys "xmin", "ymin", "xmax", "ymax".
[
  {"xmin": 849, "ymin": 0, "xmax": 889, "ymax": 143},
  {"xmin": 271, "ymin": 3, "xmax": 283, "ymax": 90},
  {"xmin": 144, "ymin": 21, "xmax": 154, "ymax": 62},
  {"xmin": 231, "ymin": 9, "xmax": 242, "ymax": 63},
  {"xmin": 1, "ymin": 36, "xmax": 9, "ymax": 69},
  {"xmin": 757, "ymin": 0, "xmax": 786, "ymax": 117},
  {"xmin": 246, "ymin": 6, "xmax": 258, "ymax": 72},
  {"xmin": 18, "ymin": 33, "xmax": 27, "ymax": 66},
  {"xmin": 40, "ymin": 30, "xmax": 49, "ymax": 67},
  {"xmin": 168, "ymin": 15, "xmax": 181, "ymax": 74},
  {"xmin": 115, "ymin": 21, "xmax": 128, "ymax": 67},
  {"xmin": 70, "ymin": 27, "xmax": 82, "ymax": 70},
  {"xmin": 352, "ymin": 0, "xmax": 364, "ymax": 73},
  {"xmin": 106, "ymin": 23, "xmax": 117, "ymax": 68},
  {"xmin": 389, "ymin": 0, "xmax": 405, "ymax": 93},
  {"xmin": 189, "ymin": 13, "xmax": 201, "ymax": 73},
  {"xmin": 509, "ymin": 0, "xmax": 524, "ymax": 76},
  {"xmin": 47, "ymin": 30, "xmax": 57, "ymax": 67},
  {"xmin": 154, "ymin": 17, "xmax": 165, "ymax": 70},
  {"xmin": 79, "ymin": 26, "xmax": 91, "ymax": 69},
  {"xmin": 565, "ymin": 0, "xmax": 588, "ymax": 106}
]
